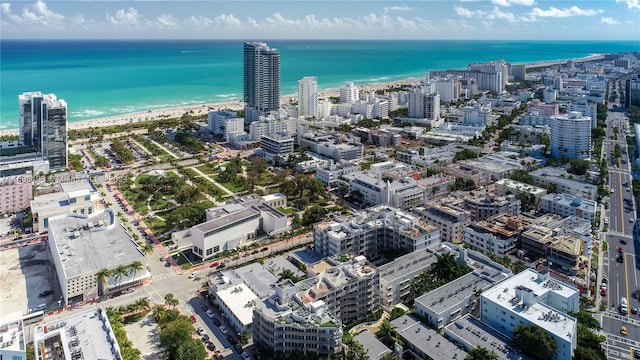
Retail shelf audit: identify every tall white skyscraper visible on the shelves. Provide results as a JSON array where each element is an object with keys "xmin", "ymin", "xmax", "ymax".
[
  {"xmin": 18, "ymin": 91, "xmax": 68, "ymax": 170},
  {"xmin": 340, "ymin": 82, "xmax": 359, "ymax": 103},
  {"xmin": 298, "ymin": 76, "xmax": 318, "ymax": 118},
  {"xmin": 550, "ymin": 111, "xmax": 591, "ymax": 160},
  {"xmin": 408, "ymin": 87, "xmax": 440, "ymax": 121}
]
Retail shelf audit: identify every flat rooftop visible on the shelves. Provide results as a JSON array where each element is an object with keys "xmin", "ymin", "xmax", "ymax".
[
  {"xmin": 233, "ymin": 263, "xmax": 279, "ymax": 298},
  {"xmin": 216, "ymin": 283, "xmax": 258, "ymax": 327},
  {"xmin": 415, "ymin": 271, "xmax": 496, "ymax": 314},
  {"xmin": 378, "ymin": 247, "xmax": 439, "ymax": 283},
  {"xmin": 48, "ymin": 209, "xmax": 144, "ymax": 278},
  {"xmin": 353, "ymin": 331, "xmax": 392, "ymax": 360},
  {"xmin": 0, "ymin": 311, "xmax": 25, "ymax": 354},
  {"xmin": 195, "ymin": 205, "xmax": 260, "ymax": 234},
  {"xmin": 482, "ymin": 269, "xmax": 578, "ymax": 340},
  {"xmin": 34, "ymin": 307, "xmax": 121, "ymax": 360},
  {"xmin": 31, "ymin": 182, "xmax": 96, "ymax": 215},
  {"xmin": 444, "ymin": 315, "xmax": 530, "ymax": 360},
  {"xmin": 391, "ymin": 315, "xmax": 467, "ymax": 360}
]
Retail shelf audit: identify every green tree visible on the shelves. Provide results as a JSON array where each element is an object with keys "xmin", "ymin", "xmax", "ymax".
[
  {"xmin": 174, "ymin": 338, "xmax": 207, "ymax": 360},
  {"xmin": 112, "ymin": 265, "xmax": 129, "ymax": 289},
  {"xmin": 375, "ymin": 319, "xmax": 400, "ymax": 348},
  {"xmin": 159, "ymin": 317, "xmax": 195, "ymax": 355},
  {"xmin": 96, "ymin": 268, "xmax": 111, "ymax": 296},
  {"xmin": 465, "ymin": 345, "xmax": 499, "ymax": 360},
  {"xmin": 128, "ymin": 261, "xmax": 143, "ymax": 281},
  {"xmin": 164, "ymin": 293, "xmax": 179, "ymax": 309},
  {"xmin": 141, "ymin": 243, "xmax": 154, "ymax": 255},
  {"xmin": 569, "ymin": 310, "xmax": 601, "ymax": 330},
  {"xmin": 512, "ymin": 324, "xmax": 557, "ymax": 360}
]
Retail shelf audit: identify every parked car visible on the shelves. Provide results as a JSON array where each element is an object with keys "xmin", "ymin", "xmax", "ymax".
[
  {"xmin": 260, "ymin": 247, "xmax": 269, "ymax": 252},
  {"xmin": 202, "ymin": 334, "xmax": 210, "ymax": 342},
  {"xmin": 219, "ymin": 325, "xmax": 228, "ymax": 335},
  {"xmin": 207, "ymin": 343, "xmax": 216, "ymax": 351},
  {"xmin": 209, "ymin": 262, "xmax": 220, "ymax": 268},
  {"xmin": 200, "ymin": 303, "xmax": 208, "ymax": 311},
  {"xmin": 601, "ymin": 288, "xmax": 607, "ymax": 296},
  {"xmin": 190, "ymin": 315, "xmax": 197, "ymax": 323},
  {"xmin": 197, "ymin": 327, "xmax": 205, "ymax": 335},
  {"xmin": 212, "ymin": 317, "xmax": 221, "ymax": 326},
  {"xmin": 39, "ymin": 290, "xmax": 53, "ymax": 297},
  {"xmin": 242, "ymin": 351, "xmax": 251, "ymax": 360},
  {"xmin": 206, "ymin": 310, "xmax": 215, "ymax": 319},
  {"xmin": 189, "ymin": 272, "xmax": 198, "ymax": 278}
]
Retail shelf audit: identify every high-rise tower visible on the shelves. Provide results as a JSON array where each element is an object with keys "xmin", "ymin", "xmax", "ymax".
[
  {"xmin": 243, "ymin": 42, "xmax": 280, "ymax": 123},
  {"xmin": 18, "ymin": 91, "xmax": 68, "ymax": 170},
  {"xmin": 297, "ymin": 76, "xmax": 318, "ymax": 118}
]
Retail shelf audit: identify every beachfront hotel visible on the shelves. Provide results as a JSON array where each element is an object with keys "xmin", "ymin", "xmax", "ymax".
[
  {"xmin": 243, "ymin": 42, "xmax": 280, "ymax": 123},
  {"xmin": 18, "ymin": 91, "xmax": 68, "ymax": 170},
  {"xmin": 298, "ymin": 76, "xmax": 318, "ymax": 118}
]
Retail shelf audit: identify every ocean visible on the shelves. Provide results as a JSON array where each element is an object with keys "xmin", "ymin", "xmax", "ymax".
[{"xmin": 1, "ymin": 40, "xmax": 638, "ymax": 130}]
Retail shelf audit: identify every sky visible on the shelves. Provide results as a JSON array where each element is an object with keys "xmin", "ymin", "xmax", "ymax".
[{"xmin": 1, "ymin": 0, "xmax": 639, "ymax": 40}]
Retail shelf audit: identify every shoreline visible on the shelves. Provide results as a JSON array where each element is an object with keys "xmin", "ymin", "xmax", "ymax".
[
  {"xmin": 0, "ymin": 53, "xmax": 607, "ymax": 137},
  {"xmin": 0, "ymin": 77, "xmax": 425, "ymax": 136}
]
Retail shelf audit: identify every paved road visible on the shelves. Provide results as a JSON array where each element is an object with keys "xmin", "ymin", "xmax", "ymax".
[{"xmin": 602, "ymin": 99, "xmax": 640, "ymax": 359}]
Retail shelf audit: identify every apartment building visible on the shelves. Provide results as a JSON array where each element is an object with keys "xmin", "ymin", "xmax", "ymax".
[
  {"xmin": 314, "ymin": 205, "xmax": 440, "ymax": 260},
  {"xmin": 550, "ymin": 112, "xmax": 591, "ymax": 160},
  {"xmin": 30, "ymin": 182, "xmax": 102, "ymax": 232},
  {"xmin": 540, "ymin": 193, "xmax": 597, "ymax": 222},
  {"xmin": 463, "ymin": 214, "xmax": 531, "ymax": 256},
  {"xmin": 494, "ymin": 178, "xmax": 547, "ymax": 206},
  {"xmin": 252, "ymin": 280, "xmax": 343, "ymax": 356},
  {"xmin": 464, "ymin": 192, "xmax": 521, "ymax": 221},
  {"xmin": 529, "ymin": 167, "xmax": 597, "ymax": 201},
  {"xmin": 260, "ymin": 133, "xmax": 295, "ymax": 162},
  {"xmin": 481, "ymin": 269, "xmax": 578, "ymax": 360},
  {"xmin": 413, "ymin": 203, "xmax": 471, "ymax": 244},
  {"xmin": 208, "ymin": 111, "xmax": 244, "ymax": 140},
  {"xmin": 314, "ymin": 160, "xmax": 360, "ymax": 187}
]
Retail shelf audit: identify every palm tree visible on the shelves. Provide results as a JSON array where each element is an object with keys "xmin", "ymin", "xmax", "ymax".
[
  {"xmin": 164, "ymin": 293, "xmax": 178, "ymax": 309},
  {"xmin": 135, "ymin": 297, "xmax": 151, "ymax": 312},
  {"xmin": 278, "ymin": 269, "xmax": 296, "ymax": 282},
  {"xmin": 141, "ymin": 243, "xmax": 154, "ymax": 255},
  {"xmin": 465, "ymin": 345, "xmax": 499, "ymax": 360},
  {"xmin": 96, "ymin": 268, "xmax": 111, "ymax": 296},
  {"xmin": 128, "ymin": 261, "xmax": 143, "ymax": 282},
  {"xmin": 375, "ymin": 319, "xmax": 399, "ymax": 347},
  {"xmin": 112, "ymin": 265, "xmax": 129, "ymax": 290}
]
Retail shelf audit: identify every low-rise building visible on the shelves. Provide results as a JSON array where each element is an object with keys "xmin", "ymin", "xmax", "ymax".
[
  {"xmin": 260, "ymin": 132, "xmax": 295, "ymax": 163},
  {"xmin": 391, "ymin": 314, "xmax": 467, "ymax": 360},
  {"xmin": 314, "ymin": 205, "xmax": 440, "ymax": 260},
  {"xmin": 31, "ymin": 182, "xmax": 102, "ymax": 232},
  {"xmin": 300, "ymin": 132, "xmax": 364, "ymax": 162},
  {"xmin": 480, "ymin": 269, "xmax": 579, "ymax": 360},
  {"xmin": 540, "ymin": 193, "xmax": 597, "ymax": 222},
  {"xmin": 208, "ymin": 111, "xmax": 244, "ymax": 141},
  {"xmin": 494, "ymin": 178, "xmax": 547, "ymax": 205},
  {"xmin": 463, "ymin": 214, "xmax": 531, "ymax": 256},
  {"xmin": 47, "ymin": 209, "xmax": 148, "ymax": 305},
  {"xmin": 530, "ymin": 167, "xmax": 597, "ymax": 201},
  {"xmin": 33, "ymin": 307, "xmax": 122, "ymax": 360},
  {"xmin": 464, "ymin": 192, "xmax": 521, "ymax": 221},
  {"xmin": 315, "ymin": 160, "xmax": 360, "ymax": 187},
  {"xmin": 413, "ymin": 203, "xmax": 471, "ymax": 244},
  {"xmin": 0, "ymin": 311, "xmax": 26, "ymax": 360},
  {"xmin": 253, "ymin": 280, "xmax": 343, "ymax": 356}
]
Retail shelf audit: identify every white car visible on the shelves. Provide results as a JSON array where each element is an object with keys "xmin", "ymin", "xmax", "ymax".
[
  {"xmin": 219, "ymin": 325, "xmax": 228, "ymax": 335},
  {"xmin": 197, "ymin": 327, "xmax": 205, "ymax": 335},
  {"xmin": 189, "ymin": 272, "xmax": 197, "ymax": 278},
  {"xmin": 604, "ymin": 217, "xmax": 609, "ymax": 224},
  {"xmin": 242, "ymin": 351, "xmax": 251, "ymax": 360},
  {"xmin": 206, "ymin": 309, "xmax": 215, "ymax": 319}
]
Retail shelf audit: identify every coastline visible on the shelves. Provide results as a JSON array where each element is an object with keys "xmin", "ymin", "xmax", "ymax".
[
  {"xmin": 0, "ymin": 53, "xmax": 606, "ymax": 137},
  {"xmin": 0, "ymin": 77, "xmax": 425, "ymax": 136}
]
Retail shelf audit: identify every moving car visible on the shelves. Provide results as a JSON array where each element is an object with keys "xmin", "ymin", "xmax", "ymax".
[
  {"xmin": 618, "ymin": 247, "xmax": 624, "ymax": 253},
  {"xmin": 189, "ymin": 272, "xmax": 198, "ymax": 278},
  {"xmin": 621, "ymin": 326, "xmax": 628, "ymax": 336}
]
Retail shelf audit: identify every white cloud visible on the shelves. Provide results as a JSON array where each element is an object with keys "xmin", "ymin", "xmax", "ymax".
[
  {"xmin": 185, "ymin": 15, "xmax": 214, "ymax": 27},
  {"xmin": 107, "ymin": 7, "xmax": 143, "ymax": 26},
  {"xmin": 600, "ymin": 17, "xmax": 621, "ymax": 24},
  {"xmin": 487, "ymin": 7, "xmax": 517, "ymax": 22},
  {"xmin": 395, "ymin": 16, "xmax": 416, "ymax": 29},
  {"xmin": 157, "ymin": 14, "xmax": 177, "ymax": 27},
  {"xmin": 492, "ymin": 0, "xmax": 535, "ymax": 6},
  {"xmin": 454, "ymin": 6, "xmax": 485, "ymax": 17},
  {"xmin": 455, "ymin": 6, "xmax": 517, "ymax": 22},
  {"xmin": 2, "ymin": 0, "xmax": 65, "ymax": 28},
  {"xmin": 214, "ymin": 14, "xmax": 241, "ymax": 27},
  {"xmin": 530, "ymin": 6, "xmax": 603, "ymax": 18},
  {"xmin": 616, "ymin": 0, "xmax": 640, "ymax": 10},
  {"xmin": 384, "ymin": 6, "xmax": 411, "ymax": 13}
]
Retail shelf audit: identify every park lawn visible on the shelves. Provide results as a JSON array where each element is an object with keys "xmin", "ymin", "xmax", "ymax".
[
  {"xmin": 256, "ymin": 173, "xmax": 275, "ymax": 187},
  {"xmin": 146, "ymin": 216, "xmax": 166, "ymax": 234},
  {"xmin": 134, "ymin": 174, "xmax": 150, "ymax": 188},
  {"xmin": 277, "ymin": 207, "xmax": 296, "ymax": 214}
]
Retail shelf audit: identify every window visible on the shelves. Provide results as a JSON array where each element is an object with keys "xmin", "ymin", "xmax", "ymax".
[
  {"xmin": 213, "ymin": 245, "xmax": 220, "ymax": 252},
  {"xmin": 206, "ymin": 248, "xmax": 213, "ymax": 256}
]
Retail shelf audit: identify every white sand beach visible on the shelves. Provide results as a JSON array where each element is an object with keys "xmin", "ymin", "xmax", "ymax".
[{"xmin": 0, "ymin": 77, "xmax": 424, "ymax": 136}]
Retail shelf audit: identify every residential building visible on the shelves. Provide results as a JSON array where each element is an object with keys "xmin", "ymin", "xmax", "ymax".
[
  {"xmin": 314, "ymin": 205, "xmax": 440, "ymax": 260},
  {"xmin": 315, "ymin": 160, "xmax": 360, "ymax": 187},
  {"xmin": 299, "ymin": 132, "xmax": 363, "ymax": 162},
  {"xmin": 0, "ymin": 311, "xmax": 26, "ymax": 360},
  {"xmin": 0, "ymin": 174, "xmax": 32, "ymax": 214},
  {"xmin": 260, "ymin": 133, "xmax": 295, "ymax": 162},
  {"xmin": 442, "ymin": 162, "xmax": 493, "ymax": 187},
  {"xmin": 208, "ymin": 111, "xmax": 244, "ymax": 140},
  {"xmin": 550, "ymin": 112, "xmax": 591, "ymax": 160},
  {"xmin": 243, "ymin": 42, "xmax": 280, "ymax": 122},
  {"xmin": 298, "ymin": 255, "xmax": 379, "ymax": 324},
  {"xmin": 391, "ymin": 315, "xmax": 467, "ymax": 360},
  {"xmin": 432, "ymin": 75, "xmax": 461, "ymax": 103},
  {"xmin": 47, "ymin": 209, "xmax": 148, "ymax": 305},
  {"xmin": 529, "ymin": 167, "xmax": 598, "ymax": 201},
  {"xmin": 298, "ymin": 76, "xmax": 318, "ymax": 118},
  {"xmin": 625, "ymin": 74, "xmax": 640, "ymax": 108},
  {"xmin": 30, "ymin": 182, "xmax": 102, "ymax": 232},
  {"xmin": 413, "ymin": 203, "xmax": 471, "ymax": 244},
  {"xmin": 540, "ymin": 193, "xmax": 597, "ymax": 222},
  {"xmin": 429, "ymin": 68, "xmax": 503, "ymax": 93},
  {"xmin": 378, "ymin": 247, "xmax": 441, "ymax": 310},
  {"xmin": 340, "ymin": 82, "xmax": 360, "ymax": 103},
  {"xmin": 33, "ymin": 307, "xmax": 122, "ymax": 360},
  {"xmin": 494, "ymin": 178, "xmax": 547, "ymax": 206},
  {"xmin": 462, "ymin": 102, "xmax": 492, "ymax": 126},
  {"xmin": 18, "ymin": 91, "xmax": 68, "ymax": 170},
  {"xmin": 353, "ymin": 331, "xmax": 392, "ymax": 360},
  {"xmin": 464, "ymin": 192, "xmax": 521, "ymax": 221},
  {"xmin": 249, "ymin": 117, "xmax": 297, "ymax": 141},
  {"xmin": 569, "ymin": 101, "xmax": 597, "ymax": 128},
  {"xmin": 216, "ymin": 282, "xmax": 259, "ymax": 335},
  {"xmin": 480, "ymin": 269, "xmax": 579, "ymax": 360},
  {"xmin": 252, "ymin": 280, "xmax": 343, "ymax": 356},
  {"xmin": 409, "ymin": 87, "xmax": 440, "ymax": 122},
  {"xmin": 463, "ymin": 214, "xmax": 531, "ymax": 256}
]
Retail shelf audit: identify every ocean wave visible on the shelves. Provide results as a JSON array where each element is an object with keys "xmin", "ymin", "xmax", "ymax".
[
  {"xmin": 216, "ymin": 94, "xmax": 238, "ymax": 98},
  {"xmin": 70, "ymin": 109, "xmax": 106, "ymax": 118}
]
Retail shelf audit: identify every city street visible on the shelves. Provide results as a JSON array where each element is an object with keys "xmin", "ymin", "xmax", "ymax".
[{"xmin": 602, "ymin": 84, "xmax": 640, "ymax": 359}]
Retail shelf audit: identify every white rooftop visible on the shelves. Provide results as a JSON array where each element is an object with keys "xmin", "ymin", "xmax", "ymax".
[{"xmin": 216, "ymin": 282, "xmax": 258, "ymax": 327}]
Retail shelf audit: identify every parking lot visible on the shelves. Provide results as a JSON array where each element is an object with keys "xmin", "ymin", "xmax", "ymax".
[
  {"xmin": 123, "ymin": 313, "xmax": 164, "ymax": 360},
  {"xmin": 0, "ymin": 242, "xmax": 61, "ymax": 315}
]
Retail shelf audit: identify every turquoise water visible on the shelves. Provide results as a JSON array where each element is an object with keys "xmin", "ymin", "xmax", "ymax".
[{"xmin": 1, "ymin": 40, "xmax": 638, "ymax": 130}]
